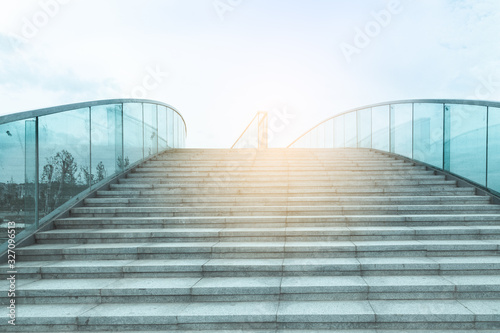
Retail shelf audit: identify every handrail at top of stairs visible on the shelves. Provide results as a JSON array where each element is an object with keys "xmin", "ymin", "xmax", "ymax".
[{"xmin": 231, "ymin": 111, "xmax": 268, "ymax": 149}]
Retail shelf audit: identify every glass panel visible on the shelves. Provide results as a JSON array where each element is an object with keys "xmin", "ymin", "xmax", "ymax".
[
  {"xmin": 446, "ymin": 104, "xmax": 487, "ymax": 186},
  {"xmin": 304, "ymin": 132, "xmax": 312, "ymax": 148},
  {"xmin": 357, "ymin": 108, "xmax": 371, "ymax": 148},
  {"xmin": 344, "ymin": 112, "xmax": 357, "ymax": 148},
  {"xmin": 413, "ymin": 103, "xmax": 443, "ymax": 168},
  {"xmin": 390, "ymin": 104, "xmax": 413, "ymax": 158},
  {"xmin": 24, "ymin": 120, "xmax": 37, "ymax": 228},
  {"xmin": 182, "ymin": 122, "xmax": 187, "ymax": 147},
  {"xmin": 91, "ymin": 104, "xmax": 122, "ymax": 185},
  {"xmin": 158, "ymin": 105, "xmax": 168, "ymax": 151},
  {"xmin": 123, "ymin": 103, "xmax": 143, "ymax": 164},
  {"xmin": 333, "ymin": 115, "xmax": 345, "ymax": 148},
  {"xmin": 0, "ymin": 120, "xmax": 32, "ymax": 236},
  {"xmin": 143, "ymin": 104, "xmax": 157, "ymax": 157},
  {"xmin": 38, "ymin": 108, "xmax": 90, "ymax": 218},
  {"xmin": 372, "ymin": 106, "xmax": 389, "ymax": 151},
  {"xmin": 316, "ymin": 125, "xmax": 325, "ymax": 148},
  {"xmin": 233, "ymin": 115, "xmax": 258, "ymax": 149},
  {"xmin": 174, "ymin": 114, "xmax": 179, "ymax": 148},
  {"xmin": 176, "ymin": 114, "xmax": 181, "ymax": 148},
  {"xmin": 324, "ymin": 119, "xmax": 334, "ymax": 148},
  {"xmin": 167, "ymin": 108, "xmax": 174, "ymax": 148},
  {"xmin": 488, "ymin": 107, "xmax": 500, "ymax": 192}
]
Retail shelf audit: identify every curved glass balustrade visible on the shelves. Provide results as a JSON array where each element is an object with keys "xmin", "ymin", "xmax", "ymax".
[
  {"xmin": 0, "ymin": 99, "xmax": 186, "ymax": 249},
  {"xmin": 288, "ymin": 99, "xmax": 500, "ymax": 195}
]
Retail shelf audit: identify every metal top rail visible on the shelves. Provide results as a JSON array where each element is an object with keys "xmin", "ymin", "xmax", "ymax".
[{"xmin": 287, "ymin": 99, "xmax": 500, "ymax": 148}]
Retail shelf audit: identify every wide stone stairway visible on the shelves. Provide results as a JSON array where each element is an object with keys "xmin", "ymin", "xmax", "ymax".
[{"xmin": 4, "ymin": 148, "xmax": 500, "ymax": 332}]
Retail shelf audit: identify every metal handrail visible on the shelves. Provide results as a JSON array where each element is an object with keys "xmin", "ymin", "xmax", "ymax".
[
  {"xmin": 0, "ymin": 98, "xmax": 187, "ymax": 134},
  {"xmin": 231, "ymin": 111, "xmax": 268, "ymax": 149}
]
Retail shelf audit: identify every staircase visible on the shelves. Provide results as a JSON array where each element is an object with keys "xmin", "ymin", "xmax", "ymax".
[{"xmin": 3, "ymin": 148, "xmax": 500, "ymax": 332}]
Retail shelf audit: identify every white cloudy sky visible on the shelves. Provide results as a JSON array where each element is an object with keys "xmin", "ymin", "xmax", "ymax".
[{"xmin": 0, "ymin": 0, "xmax": 499, "ymax": 147}]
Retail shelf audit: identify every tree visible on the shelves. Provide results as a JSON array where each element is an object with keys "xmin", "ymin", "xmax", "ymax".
[
  {"xmin": 79, "ymin": 166, "xmax": 94, "ymax": 186},
  {"xmin": 117, "ymin": 156, "xmax": 130, "ymax": 170},
  {"xmin": 41, "ymin": 159, "xmax": 55, "ymax": 212},
  {"xmin": 95, "ymin": 161, "xmax": 107, "ymax": 183},
  {"xmin": 40, "ymin": 150, "xmax": 79, "ymax": 211}
]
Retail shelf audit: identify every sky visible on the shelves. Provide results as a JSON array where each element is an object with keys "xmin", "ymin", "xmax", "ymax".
[{"xmin": 0, "ymin": 0, "xmax": 499, "ymax": 148}]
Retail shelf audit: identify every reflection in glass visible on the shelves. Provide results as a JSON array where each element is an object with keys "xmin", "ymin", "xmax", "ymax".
[
  {"xmin": 333, "ymin": 115, "xmax": 345, "ymax": 148},
  {"xmin": 167, "ymin": 108, "xmax": 174, "ymax": 148},
  {"xmin": 413, "ymin": 103, "xmax": 443, "ymax": 168},
  {"xmin": 144, "ymin": 104, "xmax": 158, "ymax": 157},
  {"xmin": 345, "ymin": 112, "xmax": 357, "ymax": 148},
  {"xmin": 91, "ymin": 104, "xmax": 122, "ymax": 185},
  {"xmin": 372, "ymin": 106, "xmax": 389, "ymax": 151},
  {"xmin": 38, "ymin": 108, "xmax": 90, "ymax": 217},
  {"xmin": 357, "ymin": 108, "xmax": 371, "ymax": 148},
  {"xmin": 324, "ymin": 120, "xmax": 334, "ymax": 148},
  {"xmin": 315, "ymin": 125, "xmax": 324, "ymax": 148},
  {"xmin": 0, "ymin": 120, "xmax": 29, "ymax": 231},
  {"xmin": 158, "ymin": 106, "xmax": 168, "ymax": 150},
  {"xmin": 123, "ymin": 103, "xmax": 143, "ymax": 164},
  {"xmin": 390, "ymin": 104, "xmax": 413, "ymax": 158},
  {"xmin": 488, "ymin": 107, "xmax": 500, "ymax": 192},
  {"xmin": 446, "ymin": 104, "xmax": 487, "ymax": 186},
  {"xmin": 24, "ymin": 120, "xmax": 37, "ymax": 227}
]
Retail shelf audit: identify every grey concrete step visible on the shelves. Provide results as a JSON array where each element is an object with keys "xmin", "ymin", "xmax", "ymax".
[
  {"xmin": 5, "ymin": 275, "xmax": 500, "ymax": 305},
  {"xmin": 130, "ymin": 169, "xmax": 435, "ymax": 177},
  {"xmin": 69, "ymin": 205, "xmax": 500, "ymax": 218},
  {"xmin": 9, "ymin": 328, "xmax": 497, "ymax": 333},
  {"xmin": 142, "ymin": 161, "xmax": 408, "ymax": 168},
  {"xmin": 54, "ymin": 214, "xmax": 500, "ymax": 229},
  {"xmin": 83, "ymin": 195, "xmax": 491, "ymax": 207},
  {"xmin": 97, "ymin": 187, "xmax": 477, "ymax": 198},
  {"xmin": 6, "ymin": 257, "xmax": 500, "ymax": 280},
  {"xmin": 126, "ymin": 173, "xmax": 439, "ymax": 181},
  {"xmin": 102, "ymin": 186, "xmax": 475, "ymax": 198},
  {"xmin": 4, "ymin": 300, "xmax": 500, "ymax": 331},
  {"xmin": 33, "ymin": 226, "xmax": 500, "ymax": 244},
  {"xmin": 136, "ymin": 163, "xmax": 425, "ymax": 172},
  {"xmin": 15, "ymin": 240, "xmax": 500, "ymax": 261},
  {"xmin": 117, "ymin": 179, "xmax": 456, "ymax": 187}
]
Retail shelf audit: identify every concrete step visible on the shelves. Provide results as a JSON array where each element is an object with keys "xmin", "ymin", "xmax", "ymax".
[
  {"xmin": 129, "ymin": 169, "xmax": 435, "ymax": 177},
  {"xmin": 141, "ymin": 161, "xmax": 411, "ymax": 169},
  {"xmin": 33, "ymin": 226, "xmax": 500, "ymax": 244},
  {"xmin": 117, "ymin": 179, "xmax": 456, "ymax": 187},
  {"xmin": 15, "ymin": 240, "xmax": 500, "ymax": 261},
  {"xmin": 95, "ymin": 188, "xmax": 478, "ymax": 198},
  {"xmin": 4, "ymin": 300, "xmax": 500, "ymax": 331},
  {"xmin": 5, "ymin": 275, "xmax": 500, "ymax": 305},
  {"xmin": 54, "ymin": 214, "xmax": 500, "ymax": 229},
  {"xmin": 126, "ymin": 173, "xmax": 439, "ymax": 181},
  {"xmin": 134, "ymin": 165, "xmax": 423, "ymax": 173},
  {"xmin": 69, "ymin": 205, "xmax": 500, "ymax": 218},
  {"xmin": 2, "ymin": 328, "xmax": 497, "ymax": 333},
  {"xmin": 83, "ymin": 195, "xmax": 491, "ymax": 207},
  {"xmin": 6, "ymin": 257, "xmax": 500, "ymax": 280},
  {"xmin": 102, "ymin": 186, "xmax": 475, "ymax": 197}
]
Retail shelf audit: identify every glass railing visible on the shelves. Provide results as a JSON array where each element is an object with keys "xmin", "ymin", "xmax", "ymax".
[
  {"xmin": 0, "ymin": 99, "xmax": 186, "ymax": 250},
  {"xmin": 231, "ymin": 111, "xmax": 268, "ymax": 149},
  {"xmin": 288, "ymin": 99, "xmax": 500, "ymax": 195}
]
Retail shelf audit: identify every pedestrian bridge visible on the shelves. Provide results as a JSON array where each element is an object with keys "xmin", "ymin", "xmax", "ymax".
[{"xmin": 1, "ymin": 99, "xmax": 500, "ymax": 331}]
